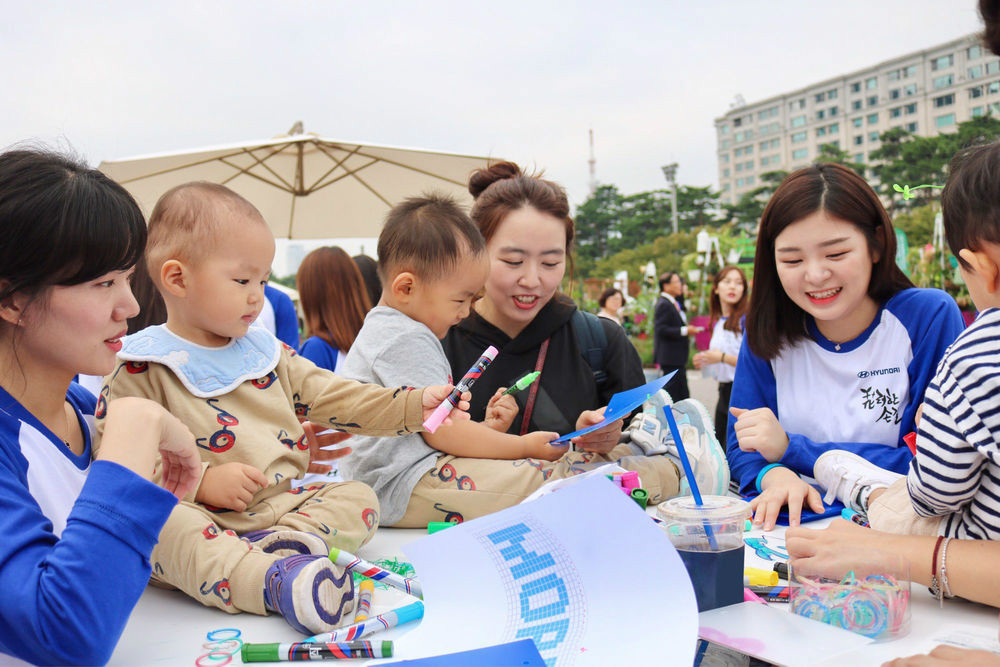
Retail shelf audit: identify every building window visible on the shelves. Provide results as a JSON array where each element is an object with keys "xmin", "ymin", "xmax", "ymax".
[
  {"xmin": 852, "ymin": 100, "xmax": 863, "ymax": 111},
  {"xmin": 746, "ymin": 176, "xmax": 755, "ymax": 186},
  {"xmin": 869, "ymin": 131, "xmax": 880, "ymax": 142},
  {"xmin": 854, "ymin": 153, "xmax": 865, "ymax": 162},
  {"xmin": 933, "ymin": 75, "xmax": 953, "ymax": 89},
  {"xmin": 720, "ymin": 153, "xmax": 730, "ymax": 163},
  {"xmin": 931, "ymin": 54, "xmax": 955, "ymax": 71},
  {"xmin": 889, "ymin": 88, "xmax": 901, "ymax": 100},
  {"xmin": 969, "ymin": 44, "xmax": 983, "ymax": 60},
  {"xmin": 828, "ymin": 89, "xmax": 838, "ymax": 99},
  {"xmin": 759, "ymin": 138, "xmax": 779, "ymax": 150},
  {"xmin": 888, "ymin": 69, "xmax": 900, "ymax": 82},
  {"xmin": 904, "ymin": 65, "xmax": 917, "ymax": 78},
  {"xmin": 816, "ymin": 109, "xmax": 826, "ymax": 120},
  {"xmin": 815, "ymin": 92, "xmax": 826, "ymax": 103},
  {"xmin": 850, "ymin": 82, "xmax": 861, "ymax": 93},
  {"xmin": 791, "ymin": 131, "xmax": 807, "ymax": 143},
  {"xmin": 722, "ymin": 183, "xmax": 730, "ymax": 192},
  {"xmin": 973, "ymin": 106, "xmax": 985, "ymax": 117},
  {"xmin": 852, "ymin": 117, "xmax": 863, "ymax": 127},
  {"xmin": 866, "ymin": 77, "xmax": 878, "ymax": 90},
  {"xmin": 867, "ymin": 113, "xmax": 879, "ymax": 124},
  {"xmin": 816, "ymin": 126, "xmax": 827, "ymax": 137},
  {"xmin": 890, "ymin": 107, "xmax": 902, "ymax": 118},
  {"xmin": 970, "ymin": 65, "xmax": 983, "ymax": 79},
  {"xmin": 988, "ymin": 61, "xmax": 1000, "ymax": 75},
  {"xmin": 828, "ymin": 122, "xmax": 839, "ymax": 134},
  {"xmin": 867, "ymin": 95, "xmax": 879, "ymax": 107},
  {"xmin": 990, "ymin": 81, "xmax": 1000, "ymax": 94},
  {"xmin": 736, "ymin": 177, "xmax": 744, "ymax": 187},
  {"xmin": 723, "ymin": 169, "xmax": 731, "ymax": 178},
  {"xmin": 854, "ymin": 136, "xmax": 864, "ymax": 145},
  {"xmin": 744, "ymin": 160, "xmax": 754, "ymax": 170},
  {"xmin": 829, "ymin": 105, "xmax": 839, "ymax": 116},
  {"xmin": 904, "ymin": 83, "xmax": 917, "ymax": 96},
  {"xmin": 905, "ymin": 103, "xmax": 917, "ymax": 114},
  {"xmin": 905, "ymin": 122, "xmax": 918, "ymax": 132},
  {"xmin": 933, "ymin": 94, "xmax": 955, "ymax": 107},
  {"xmin": 735, "ymin": 162, "xmax": 744, "ymax": 172},
  {"xmin": 720, "ymin": 139, "xmax": 730, "ymax": 149},
  {"xmin": 936, "ymin": 113, "xmax": 956, "ymax": 127},
  {"xmin": 971, "ymin": 86, "xmax": 984, "ymax": 99},
  {"xmin": 792, "ymin": 148, "xmax": 808, "ymax": 160},
  {"xmin": 791, "ymin": 115, "xmax": 806, "ymax": 127}
]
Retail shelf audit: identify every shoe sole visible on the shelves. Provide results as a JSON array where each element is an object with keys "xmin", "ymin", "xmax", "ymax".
[{"xmin": 245, "ymin": 530, "xmax": 328, "ymax": 557}]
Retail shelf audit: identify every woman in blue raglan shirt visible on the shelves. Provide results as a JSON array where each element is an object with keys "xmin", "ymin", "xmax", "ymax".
[
  {"xmin": 727, "ymin": 163, "xmax": 964, "ymax": 530},
  {"xmin": 0, "ymin": 149, "xmax": 201, "ymax": 665}
]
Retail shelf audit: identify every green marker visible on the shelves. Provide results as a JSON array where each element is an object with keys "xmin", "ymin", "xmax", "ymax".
[{"xmin": 501, "ymin": 371, "xmax": 541, "ymax": 396}]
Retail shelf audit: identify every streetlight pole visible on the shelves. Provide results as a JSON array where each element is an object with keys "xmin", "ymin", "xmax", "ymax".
[{"xmin": 661, "ymin": 163, "xmax": 679, "ymax": 235}]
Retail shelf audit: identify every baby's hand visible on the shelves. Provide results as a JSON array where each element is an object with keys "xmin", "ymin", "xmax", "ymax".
[
  {"xmin": 485, "ymin": 389, "xmax": 518, "ymax": 432},
  {"xmin": 520, "ymin": 431, "xmax": 567, "ymax": 461},
  {"xmin": 195, "ymin": 462, "xmax": 267, "ymax": 512},
  {"xmin": 421, "ymin": 385, "xmax": 472, "ymax": 427}
]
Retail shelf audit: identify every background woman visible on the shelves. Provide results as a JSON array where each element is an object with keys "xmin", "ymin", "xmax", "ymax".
[
  {"xmin": 0, "ymin": 149, "xmax": 200, "ymax": 665},
  {"xmin": 727, "ymin": 163, "xmax": 964, "ymax": 529},
  {"xmin": 693, "ymin": 265, "xmax": 748, "ymax": 445},
  {"xmin": 297, "ymin": 245, "xmax": 371, "ymax": 373},
  {"xmin": 597, "ymin": 286, "xmax": 624, "ymax": 325}
]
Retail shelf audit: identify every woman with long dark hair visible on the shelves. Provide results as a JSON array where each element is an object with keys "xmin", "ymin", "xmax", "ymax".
[
  {"xmin": 727, "ymin": 163, "xmax": 964, "ymax": 529},
  {"xmin": 694, "ymin": 265, "xmax": 748, "ymax": 445}
]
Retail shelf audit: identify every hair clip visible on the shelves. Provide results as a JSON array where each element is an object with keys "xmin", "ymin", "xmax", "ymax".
[{"xmin": 893, "ymin": 183, "xmax": 945, "ymax": 200}]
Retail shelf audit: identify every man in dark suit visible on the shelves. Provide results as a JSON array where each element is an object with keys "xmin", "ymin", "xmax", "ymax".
[{"xmin": 653, "ymin": 271, "xmax": 702, "ymax": 401}]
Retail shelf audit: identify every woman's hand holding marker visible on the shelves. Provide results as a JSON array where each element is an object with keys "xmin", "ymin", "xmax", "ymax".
[{"xmin": 730, "ymin": 406, "xmax": 790, "ymax": 462}]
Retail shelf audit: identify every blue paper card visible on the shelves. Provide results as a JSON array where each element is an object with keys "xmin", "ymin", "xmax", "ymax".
[
  {"xmin": 384, "ymin": 639, "xmax": 545, "ymax": 666},
  {"xmin": 550, "ymin": 371, "xmax": 675, "ymax": 443}
]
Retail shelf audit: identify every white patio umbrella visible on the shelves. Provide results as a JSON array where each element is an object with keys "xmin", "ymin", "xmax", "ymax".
[{"xmin": 99, "ymin": 122, "xmax": 498, "ymax": 239}]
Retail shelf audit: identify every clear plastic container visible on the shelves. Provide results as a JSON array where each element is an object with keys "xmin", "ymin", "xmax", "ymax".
[
  {"xmin": 657, "ymin": 495, "xmax": 749, "ymax": 611},
  {"xmin": 789, "ymin": 550, "xmax": 911, "ymax": 642}
]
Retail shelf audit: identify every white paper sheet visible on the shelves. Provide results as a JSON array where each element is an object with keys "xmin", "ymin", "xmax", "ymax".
[
  {"xmin": 398, "ymin": 476, "xmax": 698, "ymax": 665},
  {"xmin": 699, "ymin": 601, "xmax": 873, "ymax": 666}
]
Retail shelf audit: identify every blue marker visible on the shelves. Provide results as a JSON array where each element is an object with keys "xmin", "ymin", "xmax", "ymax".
[
  {"xmin": 841, "ymin": 507, "xmax": 870, "ymax": 527},
  {"xmin": 305, "ymin": 601, "xmax": 424, "ymax": 643}
]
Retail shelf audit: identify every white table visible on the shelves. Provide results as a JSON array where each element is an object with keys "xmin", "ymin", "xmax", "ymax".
[{"xmin": 107, "ymin": 513, "xmax": 999, "ymax": 666}]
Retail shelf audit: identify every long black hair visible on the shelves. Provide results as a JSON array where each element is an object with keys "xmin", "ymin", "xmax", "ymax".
[{"xmin": 0, "ymin": 148, "xmax": 146, "ymax": 306}]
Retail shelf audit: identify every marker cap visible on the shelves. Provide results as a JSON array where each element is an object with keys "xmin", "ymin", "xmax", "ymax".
[{"xmin": 241, "ymin": 643, "xmax": 279, "ymax": 663}]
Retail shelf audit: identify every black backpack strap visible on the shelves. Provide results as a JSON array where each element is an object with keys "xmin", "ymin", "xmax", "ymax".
[{"xmin": 572, "ymin": 309, "xmax": 609, "ymax": 389}]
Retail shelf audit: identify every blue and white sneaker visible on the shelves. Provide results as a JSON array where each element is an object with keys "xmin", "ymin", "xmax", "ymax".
[
  {"xmin": 242, "ymin": 529, "xmax": 328, "ymax": 557},
  {"xmin": 622, "ymin": 389, "xmax": 674, "ymax": 455},
  {"xmin": 667, "ymin": 398, "xmax": 731, "ymax": 497},
  {"xmin": 263, "ymin": 554, "xmax": 355, "ymax": 635},
  {"xmin": 625, "ymin": 391, "xmax": 730, "ymax": 496}
]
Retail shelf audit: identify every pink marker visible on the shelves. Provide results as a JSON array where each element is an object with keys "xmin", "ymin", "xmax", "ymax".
[
  {"xmin": 621, "ymin": 471, "xmax": 640, "ymax": 493},
  {"xmin": 423, "ymin": 345, "xmax": 498, "ymax": 433}
]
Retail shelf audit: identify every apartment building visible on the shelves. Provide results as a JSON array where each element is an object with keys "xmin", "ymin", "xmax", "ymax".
[{"xmin": 715, "ymin": 33, "xmax": 998, "ymax": 205}]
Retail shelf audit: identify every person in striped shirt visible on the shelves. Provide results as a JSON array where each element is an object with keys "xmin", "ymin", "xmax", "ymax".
[{"xmin": 815, "ymin": 140, "xmax": 1000, "ymax": 541}]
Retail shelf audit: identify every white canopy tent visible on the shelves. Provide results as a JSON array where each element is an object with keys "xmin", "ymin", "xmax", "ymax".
[{"xmin": 99, "ymin": 123, "xmax": 498, "ymax": 239}]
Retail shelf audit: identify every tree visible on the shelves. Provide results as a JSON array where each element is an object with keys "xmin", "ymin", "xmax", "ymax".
[
  {"xmin": 722, "ymin": 170, "xmax": 787, "ymax": 230},
  {"xmin": 574, "ymin": 184, "xmax": 623, "ymax": 261},
  {"xmin": 870, "ymin": 127, "xmax": 912, "ymax": 213},
  {"xmin": 816, "ymin": 143, "xmax": 866, "ymax": 174}
]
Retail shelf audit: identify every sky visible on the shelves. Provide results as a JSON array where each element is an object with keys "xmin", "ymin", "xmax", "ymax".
[{"xmin": 0, "ymin": 1, "xmax": 985, "ymax": 272}]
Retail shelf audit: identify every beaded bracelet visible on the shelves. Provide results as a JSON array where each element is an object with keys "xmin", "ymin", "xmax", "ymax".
[{"xmin": 939, "ymin": 537, "xmax": 953, "ymax": 600}]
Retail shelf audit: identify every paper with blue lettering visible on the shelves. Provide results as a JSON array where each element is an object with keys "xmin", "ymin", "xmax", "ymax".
[
  {"xmin": 550, "ymin": 371, "xmax": 674, "ymax": 444},
  {"xmin": 398, "ymin": 475, "xmax": 697, "ymax": 665}
]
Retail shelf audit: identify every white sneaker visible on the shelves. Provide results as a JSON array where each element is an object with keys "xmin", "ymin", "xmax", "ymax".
[
  {"xmin": 622, "ymin": 389, "xmax": 674, "ymax": 455},
  {"xmin": 666, "ymin": 398, "xmax": 731, "ymax": 497},
  {"xmin": 813, "ymin": 450, "xmax": 902, "ymax": 511}
]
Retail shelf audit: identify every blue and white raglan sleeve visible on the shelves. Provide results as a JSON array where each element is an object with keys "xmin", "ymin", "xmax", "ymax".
[
  {"xmin": 0, "ymin": 452, "xmax": 176, "ymax": 665},
  {"xmin": 726, "ymin": 338, "xmax": 780, "ymax": 495}
]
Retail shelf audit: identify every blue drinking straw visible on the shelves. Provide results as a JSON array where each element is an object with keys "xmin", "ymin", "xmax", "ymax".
[{"xmin": 663, "ymin": 405, "xmax": 718, "ymax": 550}]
